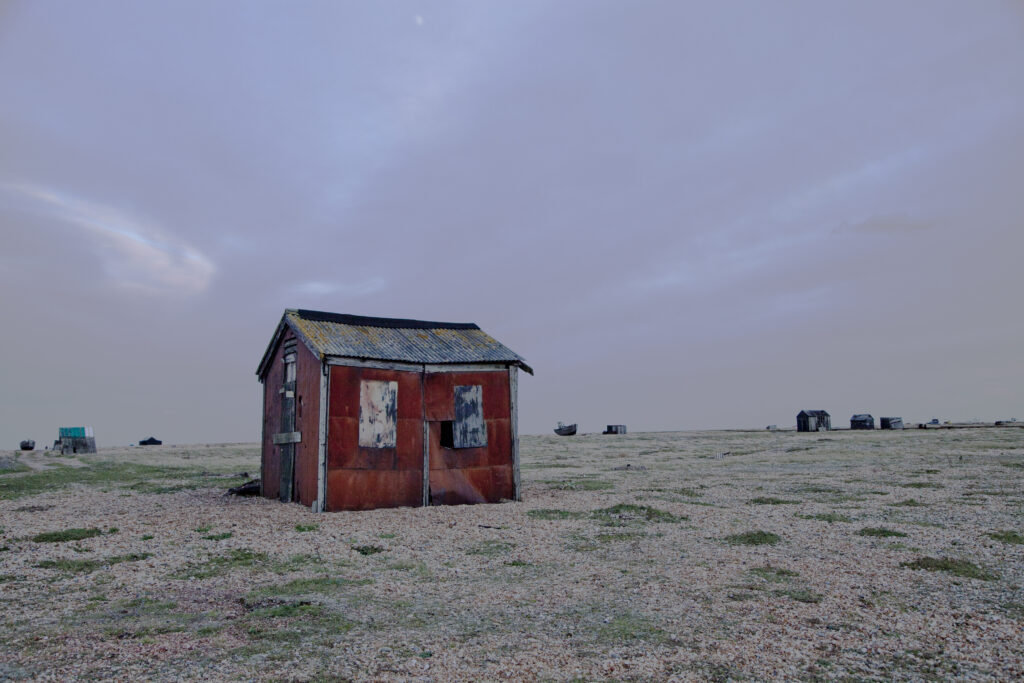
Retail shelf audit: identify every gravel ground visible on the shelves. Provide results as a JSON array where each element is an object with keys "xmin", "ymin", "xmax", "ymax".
[{"xmin": 1, "ymin": 429, "xmax": 1022, "ymax": 681}]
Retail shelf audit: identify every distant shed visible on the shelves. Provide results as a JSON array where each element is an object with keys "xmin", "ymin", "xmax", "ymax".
[
  {"xmin": 57, "ymin": 427, "xmax": 96, "ymax": 454},
  {"xmin": 880, "ymin": 417, "xmax": 903, "ymax": 430},
  {"xmin": 603, "ymin": 425, "xmax": 627, "ymax": 435},
  {"xmin": 850, "ymin": 414, "xmax": 875, "ymax": 430},
  {"xmin": 256, "ymin": 309, "xmax": 533, "ymax": 512},
  {"xmin": 796, "ymin": 410, "xmax": 831, "ymax": 432}
]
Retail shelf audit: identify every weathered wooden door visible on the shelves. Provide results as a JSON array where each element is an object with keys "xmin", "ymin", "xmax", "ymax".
[{"xmin": 278, "ymin": 349, "xmax": 297, "ymax": 502}]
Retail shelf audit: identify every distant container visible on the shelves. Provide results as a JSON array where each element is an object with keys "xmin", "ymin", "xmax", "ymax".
[
  {"xmin": 57, "ymin": 426, "xmax": 96, "ymax": 454},
  {"xmin": 796, "ymin": 410, "xmax": 831, "ymax": 432},
  {"xmin": 603, "ymin": 425, "xmax": 627, "ymax": 435},
  {"xmin": 880, "ymin": 417, "xmax": 903, "ymax": 430},
  {"xmin": 850, "ymin": 414, "xmax": 875, "ymax": 430},
  {"xmin": 766, "ymin": 425, "xmax": 778, "ymax": 431}
]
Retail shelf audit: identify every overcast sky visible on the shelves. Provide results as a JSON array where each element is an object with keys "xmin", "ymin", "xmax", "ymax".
[{"xmin": 2, "ymin": 1, "xmax": 1022, "ymax": 446}]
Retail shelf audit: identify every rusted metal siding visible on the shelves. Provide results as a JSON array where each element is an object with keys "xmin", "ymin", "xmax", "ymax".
[
  {"xmin": 293, "ymin": 339, "xmax": 321, "ymax": 506},
  {"xmin": 326, "ymin": 365, "xmax": 424, "ymax": 511},
  {"xmin": 259, "ymin": 330, "xmax": 320, "ymax": 506},
  {"xmin": 260, "ymin": 330, "xmax": 292, "ymax": 501},
  {"xmin": 426, "ymin": 370, "xmax": 514, "ymax": 505}
]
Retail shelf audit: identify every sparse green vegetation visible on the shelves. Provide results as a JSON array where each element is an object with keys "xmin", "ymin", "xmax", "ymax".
[
  {"xmin": 595, "ymin": 613, "xmax": 667, "ymax": 644},
  {"xmin": 858, "ymin": 527, "xmax": 908, "ymax": 538},
  {"xmin": 0, "ymin": 461, "xmax": 249, "ymax": 500},
  {"xmin": 249, "ymin": 576, "xmax": 373, "ymax": 597},
  {"xmin": 352, "ymin": 544, "xmax": 385, "ymax": 556},
  {"xmin": 466, "ymin": 540, "xmax": 513, "ymax": 556},
  {"xmin": 527, "ymin": 508, "xmax": 587, "ymax": 520},
  {"xmin": 749, "ymin": 497, "xmax": 800, "ymax": 505},
  {"xmin": 591, "ymin": 503, "xmax": 684, "ymax": 524},
  {"xmin": 796, "ymin": 512, "xmax": 853, "ymax": 523},
  {"xmin": 987, "ymin": 530, "xmax": 1024, "ymax": 545},
  {"xmin": 0, "ymin": 457, "xmax": 32, "ymax": 474},
  {"xmin": 173, "ymin": 548, "xmax": 270, "ymax": 579},
  {"xmin": 749, "ymin": 566, "xmax": 799, "ymax": 582},
  {"xmin": 549, "ymin": 478, "xmax": 614, "ymax": 491},
  {"xmin": 4, "ymin": 431, "xmax": 1022, "ymax": 679},
  {"xmin": 901, "ymin": 557, "xmax": 998, "ymax": 581},
  {"xmin": 31, "ymin": 527, "xmax": 103, "ymax": 543},
  {"xmin": 901, "ymin": 482, "xmax": 944, "ymax": 489},
  {"xmin": 890, "ymin": 499, "xmax": 926, "ymax": 507},
  {"xmin": 36, "ymin": 552, "xmax": 151, "ymax": 574},
  {"xmin": 775, "ymin": 588, "xmax": 822, "ymax": 604},
  {"xmin": 595, "ymin": 531, "xmax": 645, "ymax": 543},
  {"xmin": 725, "ymin": 531, "xmax": 780, "ymax": 546}
]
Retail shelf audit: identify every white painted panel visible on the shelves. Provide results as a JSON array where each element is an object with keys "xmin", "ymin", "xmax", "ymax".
[
  {"xmin": 453, "ymin": 385, "xmax": 486, "ymax": 448},
  {"xmin": 358, "ymin": 380, "xmax": 398, "ymax": 448}
]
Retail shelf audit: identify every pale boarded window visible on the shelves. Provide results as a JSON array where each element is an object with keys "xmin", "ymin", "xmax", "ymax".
[
  {"xmin": 358, "ymin": 380, "xmax": 397, "ymax": 448},
  {"xmin": 453, "ymin": 385, "xmax": 486, "ymax": 448}
]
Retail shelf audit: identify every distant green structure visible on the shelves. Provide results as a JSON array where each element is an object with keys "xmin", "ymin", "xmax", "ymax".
[{"xmin": 57, "ymin": 426, "xmax": 96, "ymax": 454}]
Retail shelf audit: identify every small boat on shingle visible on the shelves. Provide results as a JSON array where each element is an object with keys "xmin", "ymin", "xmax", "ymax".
[{"xmin": 554, "ymin": 422, "xmax": 577, "ymax": 436}]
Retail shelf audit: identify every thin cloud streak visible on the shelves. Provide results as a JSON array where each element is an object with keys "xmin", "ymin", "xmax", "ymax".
[{"xmin": 1, "ymin": 183, "xmax": 215, "ymax": 295}]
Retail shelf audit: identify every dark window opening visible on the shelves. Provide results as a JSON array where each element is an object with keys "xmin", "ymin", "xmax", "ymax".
[{"xmin": 440, "ymin": 421, "xmax": 455, "ymax": 449}]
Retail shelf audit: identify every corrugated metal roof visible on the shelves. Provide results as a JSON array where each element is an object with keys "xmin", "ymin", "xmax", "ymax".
[{"xmin": 258, "ymin": 309, "xmax": 533, "ymax": 376}]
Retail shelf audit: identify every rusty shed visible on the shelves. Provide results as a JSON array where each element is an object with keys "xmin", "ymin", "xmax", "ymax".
[
  {"xmin": 256, "ymin": 309, "xmax": 533, "ymax": 512},
  {"xmin": 796, "ymin": 410, "xmax": 831, "ymax": 432}
]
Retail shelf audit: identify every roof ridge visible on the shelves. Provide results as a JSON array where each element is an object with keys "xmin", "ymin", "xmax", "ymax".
[{"xmin": 292, "ymin": 309, "xmax": 480, "ymax": 330}]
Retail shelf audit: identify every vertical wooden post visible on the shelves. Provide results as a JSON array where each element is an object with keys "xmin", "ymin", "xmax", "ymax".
[
  {"xmin": 421, "ymin": 365, "xmax": 430, "ymax": 507},
  {"xmin": 510, "ymin": 365, "xmax": 521, "ymax": 501},
  {"xmin": 316, "ymin": 361, "xmax": 329, "ymax": 513}
]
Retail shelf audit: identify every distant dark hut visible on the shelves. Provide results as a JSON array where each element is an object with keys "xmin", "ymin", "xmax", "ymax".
[
  {"xmin": 850, "ymin": 414, "xmax": 875, "ymax": 430},
  {"xmin": 256, "ymin": 309, "xmax": 532, "ymax": 512},
  {"xmin": 796, "ymin": 410, "xmax": 831, "ymax": 432},
  {"xmin": 880, "ymin": 417, "xmax": 903, "ymax": 430},
  {"xmin": 139, "ymin": 437, "xmax": 163, "ymax": 446},
  {"xmin": 602, "ymin": 425, "xmax": 627, "ymax": 434},
  {"xmin": 58, "ymin": 427, "xmax": 96, "ymax": 454}
]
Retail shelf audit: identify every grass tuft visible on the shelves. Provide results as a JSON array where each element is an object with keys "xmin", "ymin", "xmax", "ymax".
[
  {"xmin": 901, "ymin": 557, "xmax": 998, "ymax": 581},
  {"xmin": 857, "ymin": 527, "xmax": 908, "ymax": 538},
  {"xmin": 749, "ymin": 497, "xmax": 800, "ymax": 505},
  {"xmin": 591, "ymin": 504, "xmax": 684, "ymax": 524},
  {"xmin": 725, "ymin": 530, "xmax": 780, "ymax": 546},
  {"xmin": 527, "ymin": 508, "xmax": 587, "ymax": 521},
  {"xmin": 796, "ymin": 512, "xmax": 852, "ymax": 523},
  {"xmin": 36, "ymin": 552, "xmax": 151, "ymax": 574},
  {"xmin": 987, "ymin": 530, "xmax": 1024, "ymax": 545},
  {"xmin": 32, "ymin": 527, "xmax": 103, "ymax": 543},
  {"xmin": 352, "ymin": 545, "xmax": 385, "ymax": 556}
]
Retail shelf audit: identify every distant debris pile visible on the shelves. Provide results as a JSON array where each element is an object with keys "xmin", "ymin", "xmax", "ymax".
[
  {"xmin": 138, "ymin": 437, "xmax": 162, "ymax": 446},
  {"xmin": 603, "ymin": 425, "xmax": 627, "ymax": 435},
  {"xmin": 19, "ymin": 439, "xmax": 35, "ymax": 451},
  {"xmin": 850, "ymin": 414, "xmax": 875, "ymax": 430},
  {"xmin": 880, "ymin": 417, "xmax": 904, "ymax": 430},
  {"xmin": 58, "ymin": 427, "xmax": 96, "ymax": 455}
]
